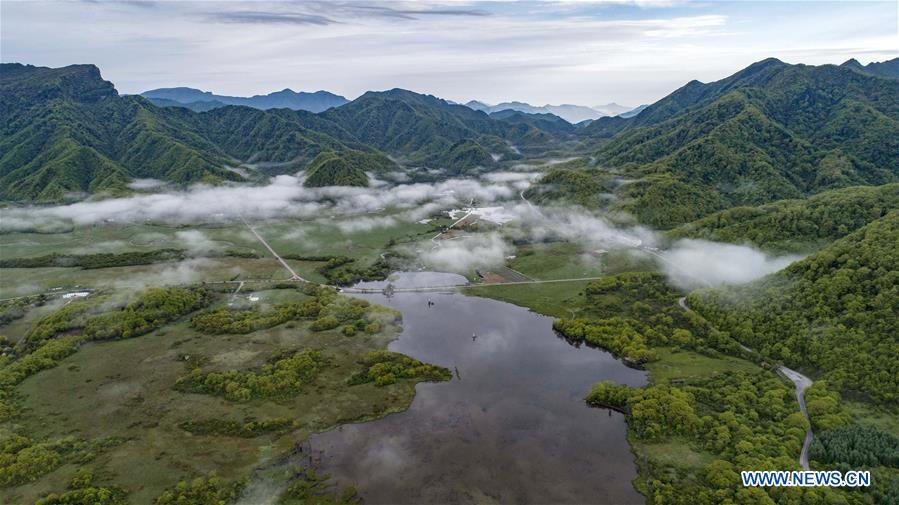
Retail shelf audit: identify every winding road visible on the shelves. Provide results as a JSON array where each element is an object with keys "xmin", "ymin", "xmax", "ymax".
[{"xmin": 677, "ymin": 297, "xmax": 813, "ymax": 470}]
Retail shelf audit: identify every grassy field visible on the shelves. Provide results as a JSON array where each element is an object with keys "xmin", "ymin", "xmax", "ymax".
[
  {"xmin": 0, "ymin": 257, "xmax": 289, "ymax": 298},
  {"xmin": 645, "ymin": 347, "xmax": 762, "ymax": 383},
  {"xmin": 507, "ymin": 242, "xmax": 604, "ymax": 280},
  {"xmin": 844, "ymin": 400, "xmax": 899, "ymax": 437},
  {"xmin": 0, "ymin": 212, "xmax": 446, "ymax": 298},
  {"xmin": 0, "ymin": 286, "xmax": 440, "ymax": 504}
]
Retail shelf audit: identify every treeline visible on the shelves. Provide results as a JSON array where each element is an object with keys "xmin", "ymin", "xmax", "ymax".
[
  {"xmin": 191, "ymin": 300, "xmax": 322, "ymax": 334},
  {"xmin": 190, "ymin": 285, "xmax": 383, "ymax": 338},
  {"xmin": 670, "ymin": 183, "xmax": 899, "ymax": 252},
  {"xmin": 0, "ymin": 336, "xmax": 83, "ymax": 421},
  {"xmin": 175, "ymin": 349, "xmax": 328, "ymax": 402},
  {"xmin": 553, "ymin": 318, "xmax": 659, "ymax": 365},
  {"xmin": 585, "ymin": 372, "xmax": 867, "ymax": 504},
  {"xmin": 0, "ymin": 249, "xmax": 185, "ymax": 269},
  {"xmin": 154, "ymin": 473, "xmax": 245, "ymax": 505},
  {"xmin": 688, "ymin": 212, "xmax": 899, "ymax": 404},
  {"xmin": 555, "ymin": 271, "xmax": 742, "ymax": 366},
  {"xmin": 282, "ymin": 253, "xmax": 392, "ymax": 286},
  {"xmin": 810, "ymin": 425, "xmax": 899, "ymax": 468},
  {"xmin": 178, "ymin": 417, "xmax": 296, "ymax": 438},
  {"xmin": 347, "ymin": 350, "xmax": 451, "ymax": 387},
  {"xmin": 278, "ymin": 467, "xmax": 361, "ymax": 505},
  {"xmin": 83, "ymin": 288, "xmax": 211, "ymax": 340},
  {"xmin": 35, "ymin": 471, "xmax": 127, "ymax": 505},
  {"xmin": 0, "ymin": 434, "xmax": 119, "ymax": 488},
  {"xmin": 585, "ymin": 272, "xmax": 680, "ymax": 318},
  {"xmin": 0, "ymin": 294, "xmax": 50, "ymax": 325}
]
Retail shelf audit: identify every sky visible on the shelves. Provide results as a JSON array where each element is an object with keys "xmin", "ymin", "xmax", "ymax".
[{"xmin": 2, "ymin": 1, "xmax": 897, "ymax": 107}]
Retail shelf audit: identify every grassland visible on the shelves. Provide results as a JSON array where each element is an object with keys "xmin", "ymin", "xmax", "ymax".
[
  {"xmin": 0, "ymin": 211, "xmax": 460, "ymax": 503},
  {"xmin": 0, "ymin": 213, "xmax": 443, "ymax": 298},
  {"xmin": 644, "ymin": 347, "xmax": 762, "ymax": 384},
  {"xmin": 0, "ymin": 280, "xmax": 449, "ymax": 504}
]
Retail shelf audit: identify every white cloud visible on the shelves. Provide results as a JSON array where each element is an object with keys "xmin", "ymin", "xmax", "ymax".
[
  {"xmin": 661, "ymin": 239, "xmax": 802, "ymax": 290},
  {"xmin": 421, "ymin": 233, "xmax": 512, "ymax": 273},
  {"xmin": 3, "ymin": 1, "xmax": 893, "ymax": 106}
]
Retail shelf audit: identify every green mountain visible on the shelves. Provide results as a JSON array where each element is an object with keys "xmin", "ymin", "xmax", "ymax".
[
  {"xmin": 669, "ymin": 183, "xmax": 899, "ymax": 252},
  {"xmin": 173, "ymin": 106, "xmax": 357, "ymax": 173},
  {"xmin": 0, "ymin": 64, "xmax": 396, "ymax": 198},
  {"xmin": 573, "ymin": 59, "xmax": 899, "ymax": 227},
  {"xmin": 303, "ymin": 150, "xmax": 397, "ymax": 187},
  {"xmin": 688, "ymin": 211, "xmax": 899, "ymax": 405},
  {"xmin": 0, "ymin": 64, "xmax": 242, "ymax": 201},
  {"xmin": 321, "ymin": 88, "xmax": 551, "ymax": 163},
  {"xmin": 427, "ymin": 140, "xmax": 496, "ymax": 175},
  {"xmin": 522, "ymin": 160, "xmax": 616, "ymax": 208},
  {"xmin": 488, "ymin": 109, "xmax": 575, "ymax": 135},
  {"xmin": 1, "ymin": 66, "xmax": 560, "ymax": 200}
]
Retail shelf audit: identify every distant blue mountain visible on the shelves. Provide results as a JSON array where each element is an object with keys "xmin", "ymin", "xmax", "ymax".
[
  {"xmin": 464, "ymin": 100, "xmax": 634, "ymax": 123},
  {"xmin": 841, "ymin": 57, "xmax": 899, "ymax": 79},
  {"xmin": 141, "ymin": 86, "xmax": 349, "ymax": 112},
  {"xmin": 619, "ymin": 104, "xmax": 648, "ymax": 118}
]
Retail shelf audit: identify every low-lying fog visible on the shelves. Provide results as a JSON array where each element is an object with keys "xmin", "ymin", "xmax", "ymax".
[{"xmin": 0, "ymin": 172, "xmax": 803, "ymax": 290}]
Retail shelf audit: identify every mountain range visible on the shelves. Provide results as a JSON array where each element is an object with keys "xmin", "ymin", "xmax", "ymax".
[
  {"xmin": 0, "ymin": 63, "xmax": 555, "ymax": 201},
  {"xmin": 841, "ymin": 58, "xmax": 899, "ymax": 79},
  {"xmin": 2, "ymin": 56, "xmax": 898, "ymax": 222},
  {"xmin": 565, "ymin": 57, "xmax": 899, "ymax": 227},
  {"xmin": 464, "ymin": 100, "xmax": 637, "ymax": 123},
  {"xmin": 141, "ymin": 87, "xmax": 349, "ymax": 113}
]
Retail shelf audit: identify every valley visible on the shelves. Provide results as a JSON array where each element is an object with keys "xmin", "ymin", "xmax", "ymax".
[{"xmin": 1, "ymin": 53, "xmax": 898, "ymax": 505}]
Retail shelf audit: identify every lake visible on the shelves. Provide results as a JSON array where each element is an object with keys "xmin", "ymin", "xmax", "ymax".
[{"xmin": 309, "ymin": 272, "xmax": 648, "ymax": 504}]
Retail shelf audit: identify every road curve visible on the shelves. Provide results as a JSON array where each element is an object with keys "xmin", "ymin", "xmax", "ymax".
[{"xmin": 677, "ymin": 297, "xmax": 813, "ymax": 470}]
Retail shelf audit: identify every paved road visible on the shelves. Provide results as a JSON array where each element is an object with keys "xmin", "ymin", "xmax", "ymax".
[{"xmin": 677, "ymin": 296, "xmax": 813, "ymax": 470}]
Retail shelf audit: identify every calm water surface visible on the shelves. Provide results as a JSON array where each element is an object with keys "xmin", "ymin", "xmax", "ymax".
[{"xmin": 309, "ymin": 272, "xmax": 647, "ymax": 504}]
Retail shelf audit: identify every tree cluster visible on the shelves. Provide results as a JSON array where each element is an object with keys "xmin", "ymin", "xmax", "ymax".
[
  {"xmin": 175, "ymin": 349, "xmax": 328, "ymax": 402},
  {"xmin": 347, "ymin": 350, "xmax": 451, "ymax": 387}
]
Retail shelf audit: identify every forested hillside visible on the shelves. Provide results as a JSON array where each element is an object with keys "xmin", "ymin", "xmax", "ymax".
[
  {"xmin": 0, "ymin": 65, "xmax": 552, "ymax": 201},
  {"xmin": 572, "ymin": 59, "xmax": 899, "ymax": 227},
  {"xmin": 688, "ymin": 211, "xmax": 899, "ymax": 404},
  {"xmin": 670, "ymin": 183, "xmax": 899, "ymax": 251},
  {"xmin": 303, "ymin": 150, "xmax": 396, "ymax": 187},
  {"xmin": 321, "ymin": 88, "xmax": 549, "ymax": 162},
  {"xmin": 0, "ymin": 64, "xmax": 241, "ymax": 200}
]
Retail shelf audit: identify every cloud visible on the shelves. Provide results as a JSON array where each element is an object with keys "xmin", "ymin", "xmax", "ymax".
[
  {"xmin": 661, "ymin": 239, "xmax": 802, "ymax": 290},
  {"xmin": 0, "ymin": 175, "xmax": 522, "ymax": 231},
  {"xmin": 174, "ymin": 230, "xmax": 219, "ymax": 253},
  {"xmin": 206, "ymin": 11, "xmax": 339, "ymax": 25},
  {"xmin": 127, "ymin": 178, "xmax": 167, "ymax": 190},
  {"xmin": 421, "ymin": 233, "xmax": 511, "ymax": 273},
  {"xmin": 110, "ymin": 258, "xmax": 236, "ymax": 290},
  {"xmin": 351, "ymin": 5, "xmax": 491, "ymax": 20}
]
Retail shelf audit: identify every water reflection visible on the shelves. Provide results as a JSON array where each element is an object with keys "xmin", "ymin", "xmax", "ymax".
[{"xmin": 311, "ymin": 272, "xmax": 647, "ymax": 504}]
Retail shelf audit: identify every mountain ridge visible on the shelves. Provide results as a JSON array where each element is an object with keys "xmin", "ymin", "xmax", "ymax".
[
  {"xmin": 464, "ymin": 99, "xmax": 635, "ymax": 123},
  {"xmin": 141, "ymin": 86, "xmax": 349, "ymax": 113}
]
